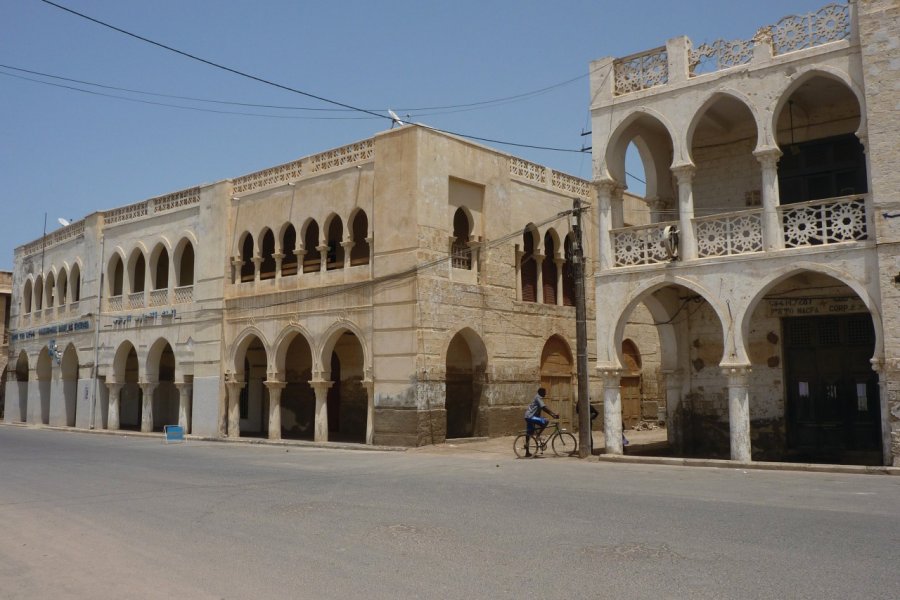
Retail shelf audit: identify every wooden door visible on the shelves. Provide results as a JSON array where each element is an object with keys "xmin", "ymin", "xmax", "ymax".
[
  {"xmin": 621, "ymin": 376, "xmax": 641, "ymax": 428},
  {"xmin": 541, "ymin": 376, "xmax": 573, "ymax": 430}
]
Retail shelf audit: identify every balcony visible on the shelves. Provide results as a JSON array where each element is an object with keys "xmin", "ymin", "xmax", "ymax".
[
  {"xmin": 128, "ymin": 292, "xmax": 145, "ymax": 309},
  {"xmin": 149, "ymin": 289, "xmax": 169, "ymax": 307},
  {"xmin": 107, "ymin": 295, "xmax": 123, "ymax": 312},
  {"xmin": 610, "ymin": 195, "xmax": 868, "ymax": 268},
  {"xmin": 174, "ymin": 285, "xmax": 193, "ymax": 304}
]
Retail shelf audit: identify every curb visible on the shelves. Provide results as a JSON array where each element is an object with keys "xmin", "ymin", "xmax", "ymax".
[
  {"xmin": 0, "ymin": 422, "xmax": 408, "ymax": 453},
  {"xmin": 597, "ymin": 454, "xmax": 900, "ymax": 476}
]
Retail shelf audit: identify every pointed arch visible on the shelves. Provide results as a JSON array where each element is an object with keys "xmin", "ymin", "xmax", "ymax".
[
  {"xmin": 240, "ymin": 232, "xmax": 255, "ymax": 282},
  {"xmin": 281, "ymin": 223, "xmax": 298, "ymax": 276},
  {"xmin": 44, "ymin": 271, "xmax": 56, "ymax": 308},
  {"xmin": 33, "ymin": 274, "xmax": 43, "ymax": 311},
  {"xmin": 56, "ymin": 266, "xmax": 68, "ymax": 306},
  {"xmin": 174, "ymin": 238, "xmax": 195, "ymax": 287},
  {"xmin": 349, "ymin": 209, "xmax": 370, "ymax": 266},
  {"xmin": 603, "ymin": 107, "xmax": 679, "ymax": 201},
  {"xmin": 259, "ymin": 228, "xmax": 276, "ymax": 280},
  {"xmin": 127, "ymin": 247, "xmax": 146, "ymax": 293},
  {"xmin": 451, "ymin": 207, "xmax": 472, "ymax": 270},
  {"xmin": 325, "ymin": 214, "xmax": 344, "ymax": 270},
  {"xmin": 69, "ymin": 261, "xmax": 81, "ymax": 302},
  {"xmin": 302, "ymin": 219, "xmax": 321, "ymax": 273},
  {"xmin": 444, "ymin": 327, "xmax": 488, "ymax": 439},
  {"xmin": 542, "ymin": 230, "xmax": 558, "ymax": 305},
  {"xmin": 150, "ymin": 242, "xmax": 170, "ymax": 290},
  {"xmin": 108, "ymin": 251, "xmax": 125, "ymax": 296},
  {"xmin": 23, "ymin": 278, "xmax": 33, "ymax": 313},
  {"xmin": 520, "ymin": 224, "xmax": 539, "ymax": 303}
]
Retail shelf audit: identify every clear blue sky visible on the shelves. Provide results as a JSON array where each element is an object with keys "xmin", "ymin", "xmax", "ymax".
[{"xmin": 0, "ymin": 0, "xmax": 828, "ymax": 270}]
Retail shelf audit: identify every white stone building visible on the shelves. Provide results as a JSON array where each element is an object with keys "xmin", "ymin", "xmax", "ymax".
[
  {"xmin": 589, "ymin": 0, "xmax": 900, "ymax": 465},
  {"xmin": 4, "ymin": 126, "xmax": 609, "ymax": 446}
]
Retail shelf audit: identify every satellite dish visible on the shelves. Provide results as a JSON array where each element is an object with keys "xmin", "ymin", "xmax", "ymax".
[
  {"xmin": 388, "ymin": 109, "xmax": 405, "ymax": 129},
  {"xmin": 57, "ymin": 218, "xmax": 70, "ymax": 227}
]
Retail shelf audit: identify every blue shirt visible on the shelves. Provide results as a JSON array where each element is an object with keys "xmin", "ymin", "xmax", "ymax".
[{"xmin": 524, "ymin": 393, "xmax": 546, "ymax": 419}]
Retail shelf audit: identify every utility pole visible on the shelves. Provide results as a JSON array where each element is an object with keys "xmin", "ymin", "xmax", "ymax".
[{"xmin": 572, "ymin": 198, "xmax": 591, "ymax": 458}]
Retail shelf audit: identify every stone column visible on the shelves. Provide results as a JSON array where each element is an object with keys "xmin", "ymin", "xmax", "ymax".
[
  {"xmin": 296, "ymin": 249, "xmax": 307, "ymax": 275},
  {"xmin": 363, "ymin": 378, "xmax": 375, "ymax": 445},
  {"xmin": 273, "ymin": 252, "xmax": 284, "ymax": 280},
  {"xmin": 176, "ymin": 381, "xmax": 192, "ymax": 434},
  {"xmin": 231, "ymin": 257, "xmax": 242, "ymax": 284},
  {"xmin": 310, "ymin": 379, "xmax": 333, "ymax": 442},
  {"xmin": 662, "ymin": 369, "xmax": 683, "ymax": 453},
  {"xmin": 672, "ymin": 165, "xmax": 698, "ymax": 260},
  {"xmin": 264, "ymin": 379, "xmax": 285, "ymax": 441},
  {"xmin": 595, "ymin": 180, "xmax": 616, "ymax": 270},
  {"xmin": 106, "ymin": 382, "xmax": 123, "ymax": 431},
  {"xmin": 554, "ymin": 258, "xmax": 564, "ymax": 306},
  {"xmin": 754, "ymin": 148, "xmax": 784, "ymax": 250},
  {"xmin": 225, "ymin": 379, "xmax": 244, "ymax": 438},
  {"xmin": 534, "ymin": 253, "xmax": 545, "ymax": 304},
  {"xmin": 871, "ymin": 358, "xmax": 894, "ymax": 466},
  {"xmin": 611, "ymin": 184, "xmax": 626, "ymax": 228},
  {"xmin": 316, "ymin": 244, "xmax": 329, "ymax": 273},
  {"xmin": 600, "ymin": 369, "xmax": 624, "ymax": 455},
  {"xmin": 341, "ymin": 241, "xmax": 354, "ymax": 269},
  {"xmin": 139, "ymin": 381, "xmax": 157, "ymax": 433},
  {"xmin": 724, "ymin": 366, "xmax": 752, "ymax": 463},
  {"xmin": 252, "ymin": 256, "xmax": 263, "ymax": 282}
]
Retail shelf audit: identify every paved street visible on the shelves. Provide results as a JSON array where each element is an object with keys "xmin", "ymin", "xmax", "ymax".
[{"xmin": 0, "ymin": 425, "xmax": 898, "ymax": 600}]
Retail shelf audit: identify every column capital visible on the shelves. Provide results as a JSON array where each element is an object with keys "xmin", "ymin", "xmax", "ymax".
[
  {"xmin": 105, "ymin": 381, "xmax": 125, "ymax": 392},
  {"xmin": 362, "ymin": 379, "xmax": 374, "ymax": 393},
  {"xmin": 264, "ymin": 379, "xmax": 287, "ymax": 390},
  {"xmin": 671, "ymin": 163, "xmax": 696, "ymax": 182},
  {"xmin": 721, "ymin": 365, "xmax": 752, "ymax": 383},
  {"xmin": 309, "ymin": 379, "xmax": 334, "ymax": 392},
  {"xmin": 251, "ymin": 256, "xmax": 263, "ymax": 266},
  {"xmin": 753, "ymin": 147, "xmax": 782, "ymax": 167},
  {"xmin": 593, "ymin": 178, "xmax": 619, "ymax": 195},
  {"xmin": 596, "ymin": 367, "xmax": 623, "ymax": 383},
  {"xmin": 174, "ymin": 381, "xmax": 192, "ymax": 391}
]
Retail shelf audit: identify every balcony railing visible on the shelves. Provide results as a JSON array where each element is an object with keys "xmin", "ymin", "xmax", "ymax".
[
  {"xmin": 612, "ymin": 221, "xmax": 677, "ymax": 267},
  {"xmin": 149, "ymin": 289, "xmax": 168, "ymax": 307},
  {"xmin": 779, "ymin": 195, "xmax": 867, "ymax": 248},
  {"xmin": 128, "ymin": 292, "xmax": 145, "ymax": 309},
  {"xmin": 608, "ymin": 195, "xmax": 868, "ymax": 269},
  {"xmin": 174, "ymin": 285, "xmax": 193, "ymax": 304},
  {"xmin": 107, "ymin": 295, "xmax": 123, "ymax": 312},
  {"xmin": 694, "ymin": 209, "xmax": 763, "ymax": 258}
]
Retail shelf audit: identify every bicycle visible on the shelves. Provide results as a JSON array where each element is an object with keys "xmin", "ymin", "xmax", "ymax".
[{"xmin": 513, "ymin": 421, "xmax": 578, "ymax": 458}]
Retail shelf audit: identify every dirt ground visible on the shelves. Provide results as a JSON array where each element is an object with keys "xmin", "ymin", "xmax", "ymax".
[{"xmin": 410, "ymin": 426, "xmax": 669, "ymax": 458}]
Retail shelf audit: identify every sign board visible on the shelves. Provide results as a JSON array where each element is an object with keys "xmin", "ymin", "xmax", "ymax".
[
  {"xmin": 766, "ymin": 296, "xmax": 867, "ymax": 318},
  {"xmin": 164, "ymin": 425, "xmax": 185, "ymax": 444}
]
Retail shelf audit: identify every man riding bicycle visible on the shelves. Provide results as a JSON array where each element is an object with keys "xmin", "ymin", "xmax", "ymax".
[{"xmin": 523, "ymin": 387, "xmax": 559, "ymax": 457}]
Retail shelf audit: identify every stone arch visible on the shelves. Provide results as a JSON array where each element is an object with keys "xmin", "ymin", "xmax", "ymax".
[
  {"xmin": 14, "ymin": 351, "xmax": 29, "ymax": 422},
  {"xmin": 126, "ymin": 246, "xmax": 147, "ymax": 294},
  {"xmin": 230, "ymin": 328, "xmax": 271, "ymax": 376},
  {"xmin": 321, "ymin": 328, "xmax": 368, "ymax": 443},
  {"xmin": 301, "ymin": 218, "xmax": 321, "ymax": 273},
  {"xmin": 686, "ymin": 89, "xmax": 763, "ymax": 157},
  {"xmin": 540, "ymin": 335, "xmax": 575, "ymax": 429},
  {"xmin": 44, "ymin": 270, "xmax": 56, "ymax": 308},
  {"xmin": 112, "ymin": 340, "xmax": 141, "ymax": 430},
  {"xmin": 173, "ymin": 237, "xmax": 195, "ymax": 287},
  {"xmin": 107, "ymin": 250, "xmax": 125, "ymax": 296},
  {"xmin": 56, "ymin": 266, "xmax": 68, "ymax": 306},
  {"xmin": 444, "ymin": 327, "xmax": 488, "ymax": 439},
  {"xmin": 231, "ymin": 330, "xmax": 269, "ymax": 438},
  {"xmin": 520, "ymin": 223, "xmax": 540, "ymax": 303},
  {"xmin": 145, "ymin": 337, "xmax": 178, "ymax": 431},
  {"xmin": 69, "ymin": 261, "xmax": 81, "ymax": 302},
  {"xmin": 770, "ymin": 66, "xmax": 866, "ymax": 147},
  {"xmin": 259, "ymin": 228, "xmax": 276, "ymax": 280},
  {"xmin": 239, "ymin": 231, "xmax": 255, "ymax": 282},
  {"xmin": 36, "ymin": 346, "xmax": 52, "ymax": 424},
  {"xmin": 33, "ymin": 274, "xmax": 43, "ymax": 311},
  {"xmin": 739, "ymin": 262, "xmax": 883, "ymax": 362},
  {"xmin": 320, "ymin": 320, "xmax": 371, "ymax": 374},
  {"xmin": 149, "ymin": 242, "xmax": 170, "ymax": 290},
  {"xmin": 274, "ymin": 326, "xmax": 315, "ymax": 440},
  {"xmin": 451, "ymin": 207, "xmax": 473, "ymax": 270},
  {"xmin": 280, "ymin": 223, "xmax": 298, "ymax": 276},
  {"xmin": 324, "ymin": 213, "xmax": 344, "ymax": 270},
  {"xmin": 23, "ymin": 278, "xmax": 33, "ymax": 313},
  {"xmin": 542, "ymin": 229, "xmax": 560, "ymax": 305},
  {"xmin": 603, "ymin": 107, "xmax": 680, "ymax": 200},
  {"xmin": 348, "ymin": 209, "xmax": 369, "ymax": 266},
  {"xmin": 60, "ymin": 343, "xmax": 79, "ymax": 427}
]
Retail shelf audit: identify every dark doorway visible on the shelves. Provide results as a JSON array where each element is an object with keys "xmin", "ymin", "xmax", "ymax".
[{"xmin": 783, "ymin": 314, "xmax": 881, "ymax": 464}]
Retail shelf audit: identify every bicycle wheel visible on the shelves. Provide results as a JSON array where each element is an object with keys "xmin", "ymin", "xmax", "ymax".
[
  {"xmin": 513, "ymin": 434, "xmax": 536, "ymax": 458},
  {"xmin": 551, "ymin": 431, "xmax": 578, "ymax": 456}
]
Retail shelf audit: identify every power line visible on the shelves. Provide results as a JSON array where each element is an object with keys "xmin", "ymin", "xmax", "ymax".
[{"xmin": 38, "ymin": 1, "xmax": 589, "ymax": 155}]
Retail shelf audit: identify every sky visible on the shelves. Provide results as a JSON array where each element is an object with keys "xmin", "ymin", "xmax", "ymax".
[{"xmin": 0, "ymin": 0, "xmax": 830, "ymax": 270}]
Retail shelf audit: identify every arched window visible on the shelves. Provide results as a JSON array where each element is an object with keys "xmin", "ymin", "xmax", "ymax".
[
  {"xmin": 349, "ymin": 211, "xmax": 369, "ymax": 266},
  {"xmin": 44, "ymin": 272, "xmax": 55, "ymax": 308},
  {"xmin": 176, "ymin": 243, "xmax": 194, "ymax": 286},
  {"xmin": 451, "ymin": 208, "xmax": 471, "ymax": 270},
  {"xmin": 562, "ymin": 235, "xmax": 575, "ymax": 307},
  {"xmin": 130, "ymin": 252, "xmax": 146, "ymax": 293},
  {"xmin": 23, "ymin": 279, "xmax": 32, "ymax": 313},
  {"xmin": 303, "ymin": 221, "xmax": 321, "ymax": 273},
  {"xmin": 109, "ymin": 255, "xmax": 124, "ymax": 296},
  {"xmin": 326, "ymin": 217, "xmax": 344, "ymax": 270},
  {"xmin": 520, "ymin": 230, "xmax": 537, "ymax": 303},
  {"xmin": 153, "ymin": 246, "xmax": 169, "ymax": 290},
  {"xmin": 70, "ymin": 264, "xmax": 81, "ymax": 302},
  {"xmin": 260, "ymin": 229, "xmax": 276, "ymax": 280},
  {"xmin": 240, "ymin": 234, "xmax": 255, "ymax": 282},
  {"xmin": 57, "ymin": 268, "xmax": 68, "ymax": 306},
  {"xmin": 282, "ymin": 225, "xmax": 298, "ymax": 276},
  {"xmin": 34, "ymin": 275, "xmax": 43, "ymax": 310},
  {"xmin": 542, "ymin": 232, "xmax": 557, "ymax": 305}
]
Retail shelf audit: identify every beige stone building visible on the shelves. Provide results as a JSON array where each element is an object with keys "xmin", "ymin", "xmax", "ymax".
[
  {"xmin": 0, "ymin": 271, "xmax": 11, "ymax": 420},
  {"xmin": 4, "ymin": 126, "xmax": 607, "ymax": 446},
  {"xmin": 589, "ymin": 0, "xmax": 900, "ymax": 466}
]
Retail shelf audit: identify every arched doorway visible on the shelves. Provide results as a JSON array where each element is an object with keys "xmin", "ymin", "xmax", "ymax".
[
  {"xmin": 280, "ymin": 333, "xmax": 314, "ymax": 440},
  {"xmin": 540, "ymin": 336, "xmax": 574, "ymax": 430},
  {"xmin": 148, "ymin": 340, "xmax": 178, "ymax": 431},
  {"xmin": 15, "ymin": 352, "xmax": 29, "ymax": 422},
  {"xmin": 445, "ymin": 329, "xmax": 487, "ymax": 439},
  {"xmin": 61, "ymin": 344, "xmax": 79, "ymax": 427},
  {"xmin": 621, "ymin": 340, "xmax": 642, "ymax": 429},
  {"xmin": 117, "ymin": 343, "xmax": 141, "ymax": 430},
  {"xmin": 745, "ymin": 271, "xmax": 881, "ymax": 464},
  {"xmin": 327, "ymin": 332, "xmax": 366, "ymax": 443},
  {"xmin": 36, "ymin": 347, "xmax": 52, "ymax": 425},
  {"xmin": 238, "ymin": 336, "xmax": 268, "ymax": 438}
]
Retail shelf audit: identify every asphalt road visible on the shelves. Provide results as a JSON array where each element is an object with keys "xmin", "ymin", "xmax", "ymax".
[{"xmin": 0, "ymin": 426, "xmax": 898, "ymax": 600}]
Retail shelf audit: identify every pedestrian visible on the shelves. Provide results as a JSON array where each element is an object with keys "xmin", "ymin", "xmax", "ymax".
[{"xmin": 523, "ymin": 387, "xmax": 558, "ymax": 457}]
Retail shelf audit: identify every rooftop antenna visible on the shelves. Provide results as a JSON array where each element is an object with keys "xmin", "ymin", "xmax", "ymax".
[{"xmin": 388, "ymin": 109, "xmax": 405, "ymax": 129}]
